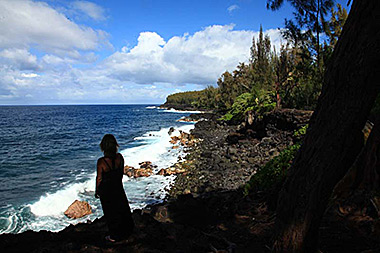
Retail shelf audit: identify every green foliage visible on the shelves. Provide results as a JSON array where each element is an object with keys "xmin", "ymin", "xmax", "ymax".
[
  {"xmin": 245, "ymin": 89, "xmax": 276, "ymax": 116},
  {"xmin": 243, "ymin": 143, "xmax": 300, "ymax": 195},
  {"xmin": 219, "ymin": 90, "xmax": 276, "ymax": 123},
  {"xmin": 324, "ymin": 4, "xmax": 348, "ymax": 48},
  {"xmin": 219, "ymin": 93, "xmax": 254, "ymax": 122},
  {"xmin": 242, "ymin": 124, "xmax": 309, "ymax": 196},
  {"xmin": 294, "ymin": 124, "xmax": 308, "ymax": 138},
  {"xmin": 164, "ymin": 86, "xmax": 219, "ymax": 110},
  {"xmin": 164, "ymin": 4, "xmax": 348, "ymax": 114},
  {"xmin": 165, "ymin": 90, "xmax": 204, "ymax": 107}
]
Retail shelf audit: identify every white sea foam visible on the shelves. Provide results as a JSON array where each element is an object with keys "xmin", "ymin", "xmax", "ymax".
[
  {"xmin": 162, "ymin": 108, "xmax": 202, "ymax": 114},
  {"xmin": 29, "ymin": 178, "xmax": 95, "ymax": 217},
  {"xmin": 121, "ymin": 124, "xmax": 194, "ymax": 169},
  {"xmin": 2, "ymin": 123, "xmax": 194, "ymax": 234},
  {"xmin": 145, "ymin": 106, "xmax": 157, "ymax": 109}
]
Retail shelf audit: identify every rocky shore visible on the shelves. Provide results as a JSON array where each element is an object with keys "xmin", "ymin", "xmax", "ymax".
[
  {"xmin": 167, "ymin": 109, "xmax": 312, "ymax": 199},
  {"xmin": 1, "ymin": 109, "xmax": 379, "ymax": 252}
]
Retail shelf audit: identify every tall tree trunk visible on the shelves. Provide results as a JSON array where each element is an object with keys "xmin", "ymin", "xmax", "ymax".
[{"xmin": 273, "ymin": 0, "xmax": 380, "ymax": 252}]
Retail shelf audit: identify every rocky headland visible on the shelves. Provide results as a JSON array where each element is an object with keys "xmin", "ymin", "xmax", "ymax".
[{"xmin": 1, "ymin": 109, "xmax": 379, "ymax": 252}]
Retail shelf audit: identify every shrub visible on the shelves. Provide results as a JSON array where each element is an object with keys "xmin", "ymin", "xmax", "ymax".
[
  {"xmin": 219, "ymin": 92, "xmax": 254, "ymax": 122},
  {"xmin": 243, "ymin": 144, "xmax": 300, "ymax": 195},
  {"xmin": 293, "ymin": 124, "xmax": 308, "ymax": 138},
  {"xmin": 219, "ymin": 90, "xmax": 276, "ymax": 123},
  {"xmin": 242, "ymin": 124, "xmax": 309, "ymax": 196}
]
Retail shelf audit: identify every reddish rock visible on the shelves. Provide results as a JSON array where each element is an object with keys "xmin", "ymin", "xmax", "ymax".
[
  {"xmin": 156, "ymin": 167, "xmax": 186, "ymax": 176},
  {"xmin": 170, "ymin": 136, "xmax": 180, "ymax": 142},
  {"xmin": 133, "ymin": 168, "xmax": 153, "ymax": 178},
  {"xmin": 124, "ymin": 163, "xmax": 153, "ymax": 178},
  {"xmin": 123, "ymin": 165, "xmax": 135, "ymax": 175},
  {"xmin": 139, "ymin": 161, "xmax": 152, "ymax": 168},
  {"xmin": 177, "ymin": 117, "xmax": 198, "ymax": 123},
  {"xmin": 64, "ymin": 200, "xmax": 92, "ymax": 219}
]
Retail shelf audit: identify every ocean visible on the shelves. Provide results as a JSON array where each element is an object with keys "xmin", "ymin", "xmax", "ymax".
[{"xmin": 0, "ymin": 105, "xmax": 198, "ymax": 234}]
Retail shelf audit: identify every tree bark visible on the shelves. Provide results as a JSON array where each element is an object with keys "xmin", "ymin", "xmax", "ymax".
[
  {"xmin": 332, "ymin": 115, "xmax": 380, "ymax": 208},
  {"xmin": 273, "ymin": 0, "xmax": 380, "ymax": 252},
  {"xmin": 352, "ymin": 115, "xmax": 380, "ymax": 191}
]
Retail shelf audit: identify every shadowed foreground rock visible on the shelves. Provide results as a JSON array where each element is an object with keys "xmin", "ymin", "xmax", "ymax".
[{"xmin": 1, "ymin": 190, "xmax": 379, "ymax": 252}]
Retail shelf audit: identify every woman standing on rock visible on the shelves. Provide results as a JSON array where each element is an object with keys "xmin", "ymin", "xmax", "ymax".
[{"xmin": 95, "ymin": 134, "xmax": 134, "ymax": 242}]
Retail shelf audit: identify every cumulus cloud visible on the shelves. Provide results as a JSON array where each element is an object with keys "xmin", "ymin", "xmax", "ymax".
[
  {"xmin": 0, "ymin": 49, "xmax": 40, "ymax": 71},
  {"xmin": 0, "ymin": 0, "xmax": 109, "ymax": 56},
  {"xmin": 102, "ymin": 25, "xmax": 284, "ymax": 85},
  {"xmin": 227, "ymin": 5, "xmax": 239, "ymax": 14},
  {"xmin": 71, "ymin": 1, "xmax": 107, "ymax": 21},
  {"xmin": 0, "ymin": 7, "xmax": 285, "ymax": 104}
]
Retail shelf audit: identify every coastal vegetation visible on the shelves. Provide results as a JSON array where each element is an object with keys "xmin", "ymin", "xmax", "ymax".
[
  {"xmin": 163, "ymin": 2, "xmax": 348, "ymax": 118},
  {"xmin": 243, "ymin": 124, "xmax": 307, "ymax": 195},
  {"xmin": 162, "ymin": 0, "xmax": 380, "ymax": 251}
]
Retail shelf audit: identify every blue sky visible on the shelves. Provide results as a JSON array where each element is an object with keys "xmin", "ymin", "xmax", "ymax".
[{"xmin": 0, "ymin": 0, "xmax": 350, "ymax": 105}]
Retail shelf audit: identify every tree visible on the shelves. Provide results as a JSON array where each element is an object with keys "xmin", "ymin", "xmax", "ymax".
[
  {"xmin": 268, "ymin": 0, "xmax": 334, "ymax": 71},
  {"xmin": 267, "ymin": 0, "xmax": 380, "ymax": 251},
  {"xmin": 273, "ymin": 45, "xmax": 293, "ymax": 108},
  {"xmin": 324, "ymin": 3, "xmax": 348, "ymax": 47},
  {"xmin": 250, "ymin": 25, "xmax": 273, "ymax": 90},
  {"xmin": 322, "ymin": 3, "xmax": 348, "ymax": 65}
]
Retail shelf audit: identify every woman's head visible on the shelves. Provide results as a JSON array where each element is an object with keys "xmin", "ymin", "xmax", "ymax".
[{"xmin": 100, "ymin": 134, "xmax": 119, "ymax": 157}]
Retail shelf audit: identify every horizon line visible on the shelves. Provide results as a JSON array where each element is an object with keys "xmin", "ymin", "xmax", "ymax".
[{"xmin": 0, "ymin": 103, "xmax": 162, "ymax": 106}]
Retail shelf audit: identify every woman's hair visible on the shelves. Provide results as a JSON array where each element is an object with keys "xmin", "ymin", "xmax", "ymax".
[{"xmin": 100, "ymin": 134, "xmax": 119, "ymax": 157}]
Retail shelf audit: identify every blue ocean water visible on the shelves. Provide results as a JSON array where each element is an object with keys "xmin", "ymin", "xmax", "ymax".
[{"xmin": 0, "ymin": 105, "xmax": 197, "ymax": 234}]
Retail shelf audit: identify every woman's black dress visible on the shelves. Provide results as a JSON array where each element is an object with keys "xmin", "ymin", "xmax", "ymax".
[{"xmin": 98, "ymin": 155, "xmax": 134, "ymax": 240}]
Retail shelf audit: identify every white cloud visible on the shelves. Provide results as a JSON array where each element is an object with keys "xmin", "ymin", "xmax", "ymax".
[
  {"xmin": 21, "ymin": 73, "xmax": 39, "ymax": 78},
  {"xmin": 0, "ymin": 18, "xmax": 285, "ymax": 104},
  {"xmin": 71, "ymin": 1, "xmax": 107, "ymax": 21},
  {"xmin": 0, "ymin": 0, "xmax": 109, "ymax": 56},
  {"xmin": 0, "ymin": 49, "xmax": 40, "ymax": 70},
  {"xmin": 227, "ymin": 4, "xmax": 239, "ymax": 14},
  {"xmin": 102, "ymin": 25, "xmax": 284, "ymax": 85}
]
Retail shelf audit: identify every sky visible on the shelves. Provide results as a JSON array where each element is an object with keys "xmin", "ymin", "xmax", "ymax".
[{"xmin": 0, "ymin": 0, "xmax": 350, "ymax": 105}]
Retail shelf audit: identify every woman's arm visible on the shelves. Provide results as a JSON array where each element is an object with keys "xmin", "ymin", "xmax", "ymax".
[{"xmin": 95, "ymin": 159, "xmax": 103, "ymax": 198}]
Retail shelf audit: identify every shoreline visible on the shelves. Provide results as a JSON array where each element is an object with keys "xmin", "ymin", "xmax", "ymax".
[
  {"xmin": 0, "ymin": 115, "xmax": 195, "ymax": 235},
  {"xmin": 1, "ymin": 109, "xmax": 379, "ymax": 252}
]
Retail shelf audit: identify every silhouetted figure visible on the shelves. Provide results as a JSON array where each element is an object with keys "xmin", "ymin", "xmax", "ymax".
[{"xmin": 95, "ymin": 134, "xmax": 134, "ymax": 242}]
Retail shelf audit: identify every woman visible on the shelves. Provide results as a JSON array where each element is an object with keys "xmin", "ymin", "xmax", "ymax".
[{"xmin": 95, "ymin": 134, "xmax": 134, "ymax": 242}]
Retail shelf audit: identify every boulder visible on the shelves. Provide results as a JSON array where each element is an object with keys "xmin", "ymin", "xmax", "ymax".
[
  {"xmin": 64, "ymin": 200, "xmax": 92, "ymax": 219},
  {"xmin": 170, "ymin": 136, "xmax": 180, "ymax": 142},
  {"xmin": 157, "ymin": 169, "xmax": 166, "ymax": 175},
  {"xmin": 124, "ymin": 163, "xmax": 154, "ymax": 178},
  {"xmin": 226, "ymin": 133, "xmax": 244, "ymax": 144},
  {"xmin": 156, "ymin": 167, "xmax": 186, "ymax": 176},
  {"xmin": 139, "ymin": 161, "xmax": 152, "ymax": 168},
  {"xmin": 133, "ymin": 168, "xmax": 153, "ymax": 178},
  {"xmin": 177, "ymin": 118, "xmax": 198, "ymax": 123},
  {"xmin": 180, "ymin": 131, "xmax": 190, "ymax": 140},
  {"xmin": 168, "ymin": 127, "xmax": 175, "ymax": 135},
  {"xmin": 123, "ymin": 165, "xmax": 135, "ymax": 175}
]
